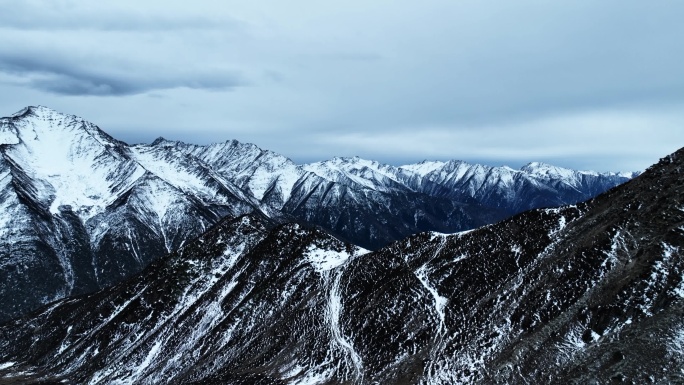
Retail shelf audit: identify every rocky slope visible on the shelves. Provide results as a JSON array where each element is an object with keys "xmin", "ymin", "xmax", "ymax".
[
  {"xmin": 0, "ymin": 147, "xmax": 678, "ymax": 384},
  {"xmin": 0, "ymin": 106, "xmax": 632, "ymax": 323}
]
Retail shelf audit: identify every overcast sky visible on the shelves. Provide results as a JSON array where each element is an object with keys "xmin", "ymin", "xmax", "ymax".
[{"xmin": 1, "ymin": 0, "xmax": 683, "ymax": 171}]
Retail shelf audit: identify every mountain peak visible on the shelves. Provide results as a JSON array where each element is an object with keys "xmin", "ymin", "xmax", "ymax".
[
  {"xmin": 10, "ymin": 105, "xmax": 66, "ymax": 120},
  {"xmin": 399, "ymin": 160, "xmax": 447, "ymax": 175},
  {"xmin": 1, "ymin": 106, "xmax": 75, "ymax": 145},
  {"xmin": 151, "ymin": 136, "xmax": 175, "ymax": 146},
  {"xmin": 3, "ymin": 106, "xmax": 131, "ymax": 149},
  {"xmin": 4, "ymin": 106, "xmax": 91, "ymax": 133},
  {"xmin": 328, "ymin": 155, "xmax": 362, "ymax": 164},
  {"xmin": 520, "ymin": 161, "xmax": 555, "ymax": 170},
  {"xmin": 652, "ymin": 147, "xmax": 684, "ymax": 170},
  {"xmin": 9, "ymin": 106, "xmax": 34, "ymax": 118},
  {"xmin": 520, "ymin": 161, "xmax": 576, "ymax": 179}
]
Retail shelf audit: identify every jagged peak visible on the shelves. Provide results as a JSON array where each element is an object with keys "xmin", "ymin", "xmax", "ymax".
[
  {"xmin": 1, "ymin": 106, "xmax": 81, "ymax": 146},
  {"xmin": 211, "ymin": 139, "xmax": 277, "ymax": 158},
  {"xmin": 151, "ymin": 136, "xmax": 175, "ymax": 146},
  {"xmin": 28, "ymin": 105, "xmax": 56, "ymax": 113},
  {"xmin": 2, "ymin": 106, "xmax": 126, "ymax": 148},
  {"xmin": 400, "ymin": 159, "xmax": 484, "ymax": 178},
  {"xmin": 442, "ymin": 159, "xmax": 480, "ymax": 170},
  {"xmin": 520, "ymin": 161, "xmax": 557, "ymax": 171},
  {"xmin": 9, "ymin": 105, "xmax": 72, "ymax": 120},
  {"xmin": 306, "ymin": 156, "xmax": 364, "ymax": 168},
  {"xmin": 6, "ymin": 107, "xmax": 131, "ymax": 153},
  {"xmin": 520, "ymin": 161, "xmax": 576, "ymax": 179},
  {"xmin": 399, "ymin": 160, "xmax": 447, "ymax": 175},
  {"xmin": 307, "ymin": 156, "xmax": 407, "ymax": 182},
  {"xmin": 645, "ymin": 146, "xmax": 684, "ymax": 174},
  {"xmin": 325, "ymin": 155, "xmax": 362, "ymax": 164},
  {"xmin": 658, "ymin": 146, "xmax": 684, "ymax": 166},
  {"xmin": 522, "ymin": 161, "xmax": 638, "ymax": 180},
  {"xmin": 10, "ymin": 106, "xmax": 34, "ymax": 118}
]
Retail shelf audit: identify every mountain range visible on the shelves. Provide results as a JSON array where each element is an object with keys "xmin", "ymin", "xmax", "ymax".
[
  {"xmin": 0, "ymin": 106, "xmax": 633, "ymax": 323},
  {"xmin": 0, "ymin": 136, "xmax": 680, "ymax": 384}
]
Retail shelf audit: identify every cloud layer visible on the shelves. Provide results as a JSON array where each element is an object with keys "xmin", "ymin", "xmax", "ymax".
[
  {"xmin": 0, "ymin": 0, "xmax": 682, "ymax": 171},
  {"xmin": 0, "ymin": 52, "xmax": 245, "ymax": 96}
]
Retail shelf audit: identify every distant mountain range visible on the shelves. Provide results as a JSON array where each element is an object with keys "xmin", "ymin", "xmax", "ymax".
[
  {"xmin": 0, "ymin": 137, "xmax": 680, "ymax": 384},
  {"xmin": 0, "ymin": 106, "xmax": 634, "ymax": 322}
]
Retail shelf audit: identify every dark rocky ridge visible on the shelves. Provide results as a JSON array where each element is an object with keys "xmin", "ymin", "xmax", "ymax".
[{"xmin": 0, "ymin": 148, "xmax": 680, "ymax": 384}]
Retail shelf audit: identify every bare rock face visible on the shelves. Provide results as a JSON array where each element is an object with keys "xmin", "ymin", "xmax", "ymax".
[{"xmin": 0, "ymin": 147, "xmax": 680, "ymax": 384}]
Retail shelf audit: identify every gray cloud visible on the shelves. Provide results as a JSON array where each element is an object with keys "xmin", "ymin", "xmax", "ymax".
[
  {"xmin": 0, "ymin": 0, "xmax": 682, "ymax": 172},
  {"xmin": 0, "ymin": 52, "xmax": 245, "ymax": 96}
]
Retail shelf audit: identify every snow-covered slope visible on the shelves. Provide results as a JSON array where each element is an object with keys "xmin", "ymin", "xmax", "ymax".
[
  {"xmin": 0, "ymin": 148, "xmax": 680, "ymax": 384},
  {"xmin": 0, "ymin": 106, "xmax": 632, "ymax": 322},
  {"xmin": 0, "ymin": 107, "xmax": 257, "ymax": 321},
  {"xmin": 303, "ymin": 156, "xmax": 409, "ymax": 193},
  {"xmin": 305, "ymin": 156, "xmax": 635, "ymax": 214}
]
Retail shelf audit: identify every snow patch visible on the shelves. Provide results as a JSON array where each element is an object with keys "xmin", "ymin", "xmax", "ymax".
[
  {"xmin": 282, "ymin": 365, "xmax": 331, "ymax": 385},
  {"xmin": 557, "ymin": 324, "xmax": 587, "ymax": 364},
  {"xmin": 668, "ymin": 325, "xmax": 684, "ymax": 358},
  {"xmin": 639, "ymin": 243, "xmax": 679, "ymax": 316},
  {"xmin": 136, "ymin": 339, "xmax": 162, "ymax": 379},
  {"xmin": 304, "ymin": 247, "xmax": 351, "ymax": 272},
  {"xmin": 324, "ymin": 269, "xmax": 364, "ymax": 380},
  {"xmin": 415, "ymin": 265, "xmax": 448, "ymax": 331}
]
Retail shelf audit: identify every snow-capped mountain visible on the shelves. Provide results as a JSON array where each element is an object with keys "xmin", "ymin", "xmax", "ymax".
[
  {"xmin": 0, "ymin": 107, "xmax": 257, "ymax": 322},
  {"xmin": 311, "ymin": 156, "xmax": 637, "ymax": 214},
  {"xmin": 0, "ymin": 148, "xmax": 680, "ymax": 384},
  {"xmin": 148, "ymin": 140, "xmax": 491, "ymax": 246},
  {"xmin": 0, "ymin": 106, "xmax": 632, "ymax": 322}
]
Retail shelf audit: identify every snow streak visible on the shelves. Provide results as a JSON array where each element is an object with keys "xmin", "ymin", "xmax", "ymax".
[{"xmin": 323, "ymin": 268, "xmax": 363, "ymax": 382}]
